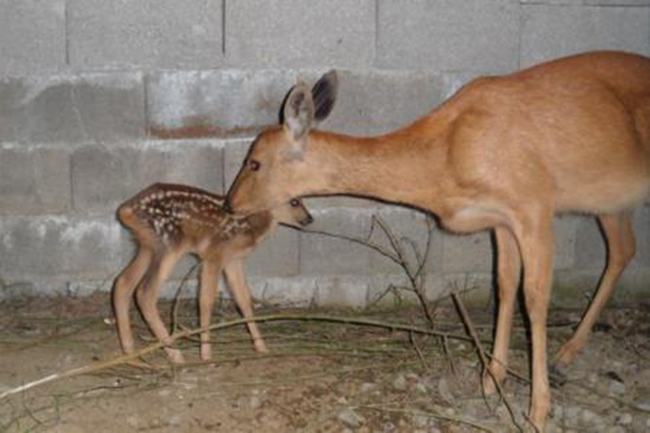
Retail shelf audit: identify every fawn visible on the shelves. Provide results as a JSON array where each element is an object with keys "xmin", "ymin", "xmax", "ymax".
[
  {"xmin": 113, "ymin": 183, "xmax": 313, "ymax": 363},
  {"xmin": 226, "ymin": 51, "xmax": 650, "ymax": 431}
]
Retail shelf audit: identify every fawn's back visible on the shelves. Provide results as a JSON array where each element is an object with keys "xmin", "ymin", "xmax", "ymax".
[{"xmin": 118, "ymin": 183, "xmax": 274, "ymax": 259}]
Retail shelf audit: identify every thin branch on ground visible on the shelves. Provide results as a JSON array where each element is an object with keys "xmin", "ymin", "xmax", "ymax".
[
  {"xmin": 360, "ymin": 404, "xmax": 498, "ymax": 433},
  {"xmin": 452, "ymin": 292, "xmax": 525, "ymax": 433},
  {"xmin": 0, "ymin": 313, "xmax": 473, "ymax": 401}
]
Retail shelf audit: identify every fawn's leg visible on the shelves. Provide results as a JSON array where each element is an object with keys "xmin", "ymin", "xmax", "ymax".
[
  {"xmin": 113, "ymin": 247, "xmax": 153, "ymax": 354},
  {"xmin": 483, "ymin": 227, "xmax": 522, "ymax": 394},
  {"xmin": 135, "ymin": 251, "xmax": 185, "ymax": 363},
  {"xmin": 224, "ymin": 259, "xmax": 268, "ymax": 353},
  {"xmin": 198, "ymin": 261, "xmax": 222, "ymax": 361},
  {"xmin": 555, "ymin": 212, "xmax": 635, "ymax": 366}
]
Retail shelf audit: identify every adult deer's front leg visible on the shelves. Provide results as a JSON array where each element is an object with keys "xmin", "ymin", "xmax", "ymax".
[
  {"xmin": 483, "ymin": 227, "xmax": 521, "ymax": 394},
  {"xmin": 516, "ymin": 213, "xmax": 555, "ymax": 432},
  {"xmin": 224, "ymin": 259, "xmax": 268, "ymax": 353},
  {"xmin": 199, "ymin": 261, "xmax": 221, "ymax": 361},
  {"xmin": 555, "ymin": 212, "xmax": 635, "ymax": 367}
]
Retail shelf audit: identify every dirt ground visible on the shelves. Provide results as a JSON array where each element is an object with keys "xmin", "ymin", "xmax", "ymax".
[{"xmin": 1, "ymin": 292, "xmax": 649, "ymax": 433}]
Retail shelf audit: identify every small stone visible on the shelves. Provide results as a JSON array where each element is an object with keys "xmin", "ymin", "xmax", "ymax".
[
  {"xmin": 168, "ymin": 415, "xmax": 182, "ymax": 426},
  {"xmin": 250, "ymin": 395, "xmax": 262, "ymax": 410},
  {"xmin": 437, "ymin": 378, "xmax": 454, "ymax": 404},
  {"xmin": 360, "ymin": 382, "xmax": 378, "ymax": 393},
  {"xmin": 617, "ymin": 413, "xmax": 632, "ymax": 425},
  {"xmin": 158, "ymin": 388, "xmax": 171, "ymax": 397},
  {"xmin": 125, "ymin": 415, "xmax": 139, "ymax": 428},
  {"xmin": 635, "ymin": 398, "xmax": 650, "ymax": 411},
  {"xmin": 608, "ymin": 380, "xmax": 626, "ymax": 396},
  {"xmin": 415, "ymin": 382, "xmax": 428, "ymax": 394},
  {"xmin": 393, "ymin": 374, "xmax": 408, "ymax": 391},
  {"xmin": 580, "ymin": 408, "xmax": 601, "ymax": 425},
  {"xmin": 338, "ymin": 407, "xmax": 365, "ymax": 428},
  {"xmin": 412, "ymin": 414, "xmax": 429, "ymax": 428},
  {"xmin": 405, "ymin": 372, "xmax": 420, "ymax": 381},
  {"xmin": 382, "ymin": 421, "xmax": 396, "ymax": 432}
]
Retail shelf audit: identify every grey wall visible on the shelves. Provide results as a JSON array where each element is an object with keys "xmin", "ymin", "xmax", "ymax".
[{"xmin": 0, "ymin": 0, "xmax": 649, "ymax": 307}]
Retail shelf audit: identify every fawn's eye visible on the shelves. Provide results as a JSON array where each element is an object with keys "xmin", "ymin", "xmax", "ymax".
[
  {"xmin": 290, "ymin": 199, "xmax": 300, "ymax": 207},
  {"xmin": 249, "ymin": 160, "xmax": 261, "ymax": 171}
]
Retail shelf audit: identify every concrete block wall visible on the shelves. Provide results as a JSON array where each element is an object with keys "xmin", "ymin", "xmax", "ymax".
[{"xmin": 1, "ymin": 0, "xmax": 649, "ymax": 307}]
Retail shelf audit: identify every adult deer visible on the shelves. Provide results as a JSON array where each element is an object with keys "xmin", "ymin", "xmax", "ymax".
[
  {"xmin": 226, "ymin": 51, "xmax": 650, "ymax": 431},
  {"xmin": 114, "ymin": 183, "xmax": 313, "ymax": 363}
]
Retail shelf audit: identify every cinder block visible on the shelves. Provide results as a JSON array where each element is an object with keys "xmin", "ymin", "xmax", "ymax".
[
  {"xmin": 313, "ymin": 275, "xmax": 370, "ymax": 308},
  {"xmin": 226, "ymin": 0, "xmax": 375, "ymax": 68},
  {"xmin": 323, "ymin": 70, "xmax": 445, "ymax": 136},
  {"xmin": 0, "ymin": 73, "xmax": 145, "ymax": 144},
  {"xmin": 223, "ymin": 138, "xmax": 254, "ymax": 191},
  {"xmin": 520, "ymin": 4, "xmax": 650, "ymax": 67},
  {"xmin": 585, "ymin": 1, "xmax": 650, "ymax": 5},
  {"xmin": 0, "ymin": 145, "xmax": 71, "ymax": 215},
  {"xmin": 248, "ymin": 275, "xmax": 317, "ymax": 306},
  {"xmin": 554, "ymin": 215, "xmax": 578, "ymax": 270},
  {"xmin": 71, "ymin": 141, "xmax": 224, "ymax": 214},
  {"xmin": 0, "ymin": 215, "xmax": 129, "ymax": 281},
  {"xmin": 575, "ymin": 208, "xmax": 649, "ymax": 271},
  {"xmin": 574, "ymin": 217, "xmax": 605, "ymax": 271},
  {"xmin": 68, "ymin": 0, "xmax": 223, "ymax": 69},
  {"xmin": 376, "ymin": 0, "xmax": 520, "ymax": 73},
  {"xmin": 0, "ymin": 0, "xmax": 66, "ymax": 77},
  {"xmin": 245, "ymin": 225, "xmax": 301, "ymax": 277},
  {"xmin": 299, "ymin": 209, "xmax": 374, "ymax": 276},
  {"xmin": 147, "ymin": 70, "xmax": 306, "ymax": 138},
  {"xmin": 442, "ymin": 231, "xmax": 494, "ymax": 274}
]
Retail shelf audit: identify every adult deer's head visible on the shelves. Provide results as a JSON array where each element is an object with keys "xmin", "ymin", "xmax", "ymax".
[{"xmin": 226, "ymin": 71, "xmax": 338, "ymax": 215}]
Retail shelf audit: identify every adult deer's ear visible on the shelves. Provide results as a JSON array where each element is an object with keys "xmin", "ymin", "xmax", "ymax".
[
  {"xmin": 283, "ymin": 82, "xmax": 315, "ymax": 142},
  {"xmin": 312, "ymin": 70, "xmax": 338, "ymax": 122}
]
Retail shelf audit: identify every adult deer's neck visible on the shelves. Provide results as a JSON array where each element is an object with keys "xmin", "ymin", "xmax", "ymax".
[{"xmin": 305, "ymin": 116, "xmax": 452, "ymax": 211}]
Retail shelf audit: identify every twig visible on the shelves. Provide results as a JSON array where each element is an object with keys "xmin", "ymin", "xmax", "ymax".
[
  {"xmin": 0, "ymin": 313, "xmax": 471, "ymax": 401},
  {"xmin": 452, "ymin": 292, "xmax": 525, "ymax": 433},
  {"xmin": 360, "ymin": 404, "xmax": 498, "ymax": 433},
  {"xmin": 303, "ymin": 213, "xmax": 438, "ymax": 328}
]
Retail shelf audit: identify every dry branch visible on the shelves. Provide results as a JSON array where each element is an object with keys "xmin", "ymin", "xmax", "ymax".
[{"xmin": 0, "ymin": 313, "xmax": 472, "ymax": 401}]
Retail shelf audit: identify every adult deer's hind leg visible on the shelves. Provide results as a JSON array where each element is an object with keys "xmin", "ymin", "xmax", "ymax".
[
  {"xmin": 135, "ymin": 251, "xmax": 185, "ymax": 363},
  {"xmin": 113, "ymin": 247, "xmax": 154, "ymax": 354},
  {"xmin": 224, "ymin": 259, "xmax": 268, "ymax": 353},
  {"xmin": 554, "ymin": 212, "xmax": 635, "ymax": 367},
  {"xmin": 483, "ymin": 227, "xmax": 522, "ymax": 394}
]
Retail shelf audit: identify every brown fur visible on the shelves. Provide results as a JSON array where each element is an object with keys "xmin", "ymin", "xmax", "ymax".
[
  {"xmin": 227, "ymin": 51, "xmax": 650, "ymax": 431},
  {"xmin": 113, "ymin": 183, "xmax": 312, "ymax": 363}
]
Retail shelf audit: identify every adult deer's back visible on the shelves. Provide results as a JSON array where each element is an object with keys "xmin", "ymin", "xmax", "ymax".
[{"xmin": 226, "ymin": 51, "xmax": 650, "ymax": 432}]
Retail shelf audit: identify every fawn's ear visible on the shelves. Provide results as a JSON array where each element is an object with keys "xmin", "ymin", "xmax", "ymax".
[
  {"xmin": 283, "ymin": 82, "xmax": 315, "ymax": 142},
  {"xmin": 312, "ymin": 70, "xmax": 338, "ymax": 122}
]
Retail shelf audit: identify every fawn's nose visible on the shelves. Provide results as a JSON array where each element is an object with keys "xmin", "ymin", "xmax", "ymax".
[{"xmin": 302, "ymin": 214, "xmax": 314, "ymax": 226}]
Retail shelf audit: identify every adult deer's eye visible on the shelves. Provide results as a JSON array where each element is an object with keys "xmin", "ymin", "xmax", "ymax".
[
  {"xmin": 290, "ymin": 199, "xmax": 300, "ymax": 207},
  {"xmin": 249, "ymin": 160, "xmax": 261, "ymax": 171}
]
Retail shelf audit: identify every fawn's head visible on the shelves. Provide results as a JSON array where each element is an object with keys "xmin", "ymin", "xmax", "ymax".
[
  {"xmin": 227, "ymin": 71, "xmax": 338, "ymax": 215},
  {"xmin": 271, "ymin": 198, "xmax": 313, "ymax": 228}
]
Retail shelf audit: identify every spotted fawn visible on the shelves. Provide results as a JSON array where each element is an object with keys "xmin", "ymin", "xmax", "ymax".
[{"xmin": 113, "ymin": 183, "xmax": 313, "ymax": 363}]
